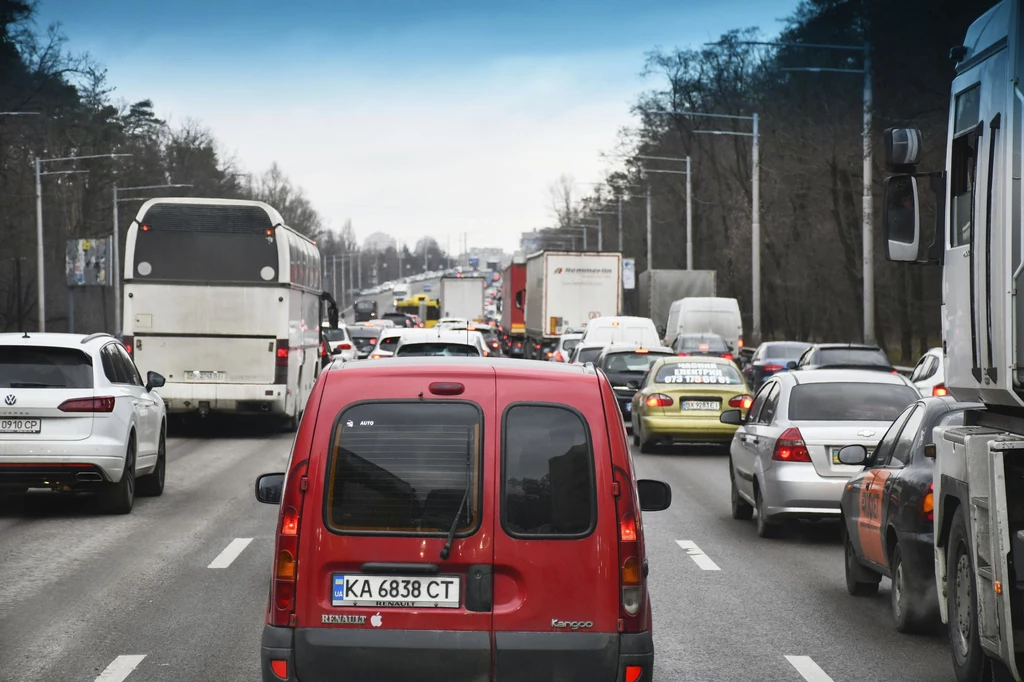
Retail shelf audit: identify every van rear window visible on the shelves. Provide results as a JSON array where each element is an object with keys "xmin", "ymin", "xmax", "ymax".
[
  {"xmin": 0, "ymin": 347, "xmax": 94, "ymax": 389},
  {"xmin": 502, "ymin": 404, "xmax": 595, "ymax": 537},
  {"xmin": 324, "ymin": 402, "xmax": 482, "ymax": 534}
]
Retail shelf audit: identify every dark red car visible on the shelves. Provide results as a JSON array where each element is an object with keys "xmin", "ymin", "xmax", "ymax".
[{"xmin": 255, "ymin": 358, "xmax": 671, "ymax": 682}]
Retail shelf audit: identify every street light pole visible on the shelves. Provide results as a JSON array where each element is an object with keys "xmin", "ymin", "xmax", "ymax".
[
  {"xmin": 618, "ymin": 196, "xmax": 623, "ymax": 253},
  {"xmin": 645, "ymin": 183, "xmax": 652, "ymax": 270},
  {"xmin": 686, "ymin": 156, "xmax": 693, "ymax": 270},
  {"xmin": 862, "ymin": 40, "xmax": 874, "ymax": 344}
]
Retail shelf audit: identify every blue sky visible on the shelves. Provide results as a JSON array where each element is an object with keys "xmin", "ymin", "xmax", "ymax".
[{"xmin": 38, "ymin": 0, "xmax": 801, "ymax": 253}]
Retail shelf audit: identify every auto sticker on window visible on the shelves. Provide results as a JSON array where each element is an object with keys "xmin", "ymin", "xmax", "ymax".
[{"xmin": 662, "ymin": 363, "xmax": 732, "ymax": 384}]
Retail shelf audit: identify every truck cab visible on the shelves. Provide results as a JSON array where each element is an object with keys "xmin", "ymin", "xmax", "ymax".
[{"xmin": 883, "ymin": 2, "xmax": 1024, "ymax": 679}]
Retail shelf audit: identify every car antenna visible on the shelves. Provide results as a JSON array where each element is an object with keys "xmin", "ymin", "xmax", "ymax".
[{"xmin": 21, "ymin": 331, "xmax": 29, "ymax": 339}]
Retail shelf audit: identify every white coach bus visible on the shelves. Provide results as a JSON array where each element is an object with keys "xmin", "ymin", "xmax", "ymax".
[{"xmin": 122, "ymin": 198, "xmax": 324, "ymax": 430}]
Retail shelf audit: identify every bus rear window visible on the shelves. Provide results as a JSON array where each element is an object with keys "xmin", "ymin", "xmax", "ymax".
[{"xmin": 324, "ymin": 402, "xmax": 482, "ymax": 534}]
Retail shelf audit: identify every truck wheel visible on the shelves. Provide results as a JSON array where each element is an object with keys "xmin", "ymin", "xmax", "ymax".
[
  {"xmin": 891, "ymin": 544, "xmax": 929, "ymax": 633},
  {"xmin": 844, "ymin": 528, "xmax": 880, "ymax": 596},
  {"xmin": 948, "ymin": 506, "xmax": 987, "ymax": 682}
]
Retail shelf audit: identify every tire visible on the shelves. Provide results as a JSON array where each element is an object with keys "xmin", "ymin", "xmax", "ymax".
[
  {"xmin": 844, "ymin": 527, "xmax": 880, "ymax": 596},
  {"xmin": 632, "ymin": 429, "xmax": 640, "ymax": 447},
  {"xmin": 99, "ymin": 436, "xmax": 136, "ymax": 515},
  {"xmin": 755, "ymin": 486, "xmax": 779, "ymax": 538},
  {"xmin": 891, "ymin": 544, "xmax": 929, "ymax": 633},
  {"xmin": 948, "ymin": 506, "xmax": 988, "ymax": 682},
  {"xmin": 730, "ymin": 460, "xmax": 753, "ymax": 520},
  {"xmin": 639, "ymin": 425, "xmax": 654, "ymax": 454},
  {"xmin": 137, "ymin": 425, "xmax": 166, "ymax": 497}
]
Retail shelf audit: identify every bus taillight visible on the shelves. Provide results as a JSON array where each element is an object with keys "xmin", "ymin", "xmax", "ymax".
[
  {"xmin": 275, "ymin": 340, "xmax": 289, "ymax": 384},
  {"xmin": 122, "ymin": 335, "xmax": 134, "ymax": 358}
]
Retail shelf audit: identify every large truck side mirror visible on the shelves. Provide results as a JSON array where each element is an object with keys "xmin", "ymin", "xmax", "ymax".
[{"xmin": 883, "ymin": 175, "xmax": 923, "ymax": 262}]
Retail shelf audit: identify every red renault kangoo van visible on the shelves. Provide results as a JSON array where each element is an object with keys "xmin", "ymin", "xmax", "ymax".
[{"xmin": 255, "ymin": 357, "xmax": 672, "ymax": 682}]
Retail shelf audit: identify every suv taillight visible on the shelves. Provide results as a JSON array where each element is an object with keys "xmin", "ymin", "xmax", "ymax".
[
  {"xmin": 932, "ymin": 384, "xmax": 948, "ymax": 397},
  {"xmin": 772, "ymin": 427, "xmax": 811, "ymax": 462},
  {"xmin": 122, "ymin": 335, "xmax": 134, "ymax": 357},
  {"xmin": 645, "ymin": 394, "xmax": 673, "ymax": 408},
  {"xmin": 612, "ymin": 465, "xmax": 646, "ymax": 633},
  {"xmin": 270, "ymin": 461, "xmax": 307, "ymax": 627},
  {"xmin": 58, "ymin": 396, "xmax": 116, "ymax": 413}
]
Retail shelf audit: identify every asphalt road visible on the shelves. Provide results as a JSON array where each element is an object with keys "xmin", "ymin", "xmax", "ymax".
[{"xmin": 0, "ymin": 426, "xmax": 954, "ymax": 681}]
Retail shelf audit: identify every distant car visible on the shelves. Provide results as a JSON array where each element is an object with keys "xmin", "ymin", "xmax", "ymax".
[
  {"xmin": 423, "ymin": 283, "xmax": 432, "ymax": 292},
  {"xmin": 672, "ymin": 333, "xmax": 736, "ymax": 361},
  {"xmin": 381, "ymin": 312, "xmax": 416, "ymax": 328},
  {"xmin": 0, "ymin": 332, "xmax": 168, "ymax": 513},
  {"xmin": 323, "ymin": 325, "xmax": 357, "ymax": 363},
  {"xmin": 632, "ymin": 356, "xmax": 753, "ymax": 452},
  {"xmin": 552, "ymin": 333, "xmax": 583, "ymax": 363},
  {"xmin": 371, "ymin": 330, "xmax": 405, "ymax": 359},
  {"xmin": 722, "ymin": 368, "xmax": 919, "ymax": 538},
  {"xmin": 436, "ymin": 317, "xmax": 471, "ymax": 330},
  {"xmin": 839, "ymin": 396, "xmax": 981, "ymax": 633},
  {"xmin": 349, "ymin": 325, "xmax": 383, "ymax": 359},
  {"xmin": 570, "ymin": 341, "xmax": 609, "ymax": 365},
  {"xmin": 393, "ymin": 329, "xmax": 485, "ymax": 357},
  {"xmin": 743, "ymin": 341, "xmax": 812, "ymax": 392},
  {"xmin": 594, "ymin": 345, "xmax": 675, "ymax": 429},
  {"xmin": 583, "ymin": 316, "xmax": 660, "ymax": 348},
  {"xmin": 393, "ymin": 283, "xmax": 410, "ymax": 301},
  {"xmin": 792, "ymin": 343, "xmax": 894, "ymax": 372},
  {"xmin": 367, "ymin": 319, "xmax": 396, "ymax": 329},
  {"xmin": 909, "ymin": 347, "xmax": 946, "ymax": 397}
]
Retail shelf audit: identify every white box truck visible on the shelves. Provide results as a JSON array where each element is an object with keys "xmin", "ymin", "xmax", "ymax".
[
  {"xmin": 523, "ymin": 251, "xmax": 622, "ymax": 359},
  {"xmin": 439, "ymin": 276, "xmax": 485, "ymax": 322},
  {"xmin": 883, "ymin": 3, "xmax": 1024, "ymax": 679}
]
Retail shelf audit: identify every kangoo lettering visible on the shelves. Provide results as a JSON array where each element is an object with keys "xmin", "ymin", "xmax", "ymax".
[{"xmin": 551, "ymin": 619, "xmax": 594, "ymax": 630}]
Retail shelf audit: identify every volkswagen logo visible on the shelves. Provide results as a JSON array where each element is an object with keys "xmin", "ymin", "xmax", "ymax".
[
  {"xmin": 857, "ymin": 429, "xmax": 875, "ymax": 438},
  {"xmin": 4, "ymin": 395, "xmax": 15, "ymax": 406}
]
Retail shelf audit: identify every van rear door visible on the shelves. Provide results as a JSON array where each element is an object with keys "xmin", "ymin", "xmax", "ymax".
[
  {"xmin": 491, "ymin": 369, "xmax": 620, "ymax": 681},
  {"xmin": 294, "ymin": 365, "xmax": 496, "ymax": 682}
]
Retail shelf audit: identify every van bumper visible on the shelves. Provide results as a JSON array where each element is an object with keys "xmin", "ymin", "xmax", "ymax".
[
  {"xmin": 160, "ymin": 382, "xmax": 288, "ymax": 415},
  {"xmin": 261, "ymin": 625, "xmax": 654, "ymax": 682}
]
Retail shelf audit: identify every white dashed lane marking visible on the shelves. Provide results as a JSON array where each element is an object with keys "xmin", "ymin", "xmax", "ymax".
[
  {"xmin": 675, "ymin": 540, "xmax": 721, "ymax": 571},
  {"xmin": 785, "ymin": 656, "xmax": 835, "ymax": 682},
  {"xmin": 95, "ymin": 655, "xmax": 146, "ymax": 682},
  {"xmin": 207, "ymin": 538, "xmax": 254, "ymax": 569}
]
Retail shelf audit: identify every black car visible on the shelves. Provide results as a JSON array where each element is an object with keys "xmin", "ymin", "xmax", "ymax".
[
  {"xmin": 348, "ymin": 325, "xmax": 382, "ymax": 359},
  {"xmin": 838, "ymin": 396, "xmax": 981, "ymax": 632},
  {"xmin": 381, "ymin": 312, "xmax": 416, "ymax": 328},
  {"xmin": 594, "ymin": 344, "xmax": 675, "ymax": 427},
  {"xmin": 672, "ymin": 333, "xmax": 734, "ymax": 361},
  {"xmin": 793, "ymin": 343, "xmax": 893, "ymax": 372},
  {"xmin": 742, "ymin": 341, "xmax": 811, "ymax": 392}
]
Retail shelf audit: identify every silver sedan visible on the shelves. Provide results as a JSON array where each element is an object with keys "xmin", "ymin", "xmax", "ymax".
[{"xmin": 720, "ymin": 368, "xmax": 919, "ymax": 538}]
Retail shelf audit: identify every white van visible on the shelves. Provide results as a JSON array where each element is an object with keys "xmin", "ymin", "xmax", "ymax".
[
  {"xmin": 581, "ymin": 316, "xmax": 660, "ymax": 347},
  {"xmin": 665, "ymin": 297, "xmax": 743, "ymax": 350}
]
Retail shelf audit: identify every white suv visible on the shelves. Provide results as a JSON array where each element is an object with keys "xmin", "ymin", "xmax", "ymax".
[{"xmin": 0, "ymin": 332, "xmax": 168, "ymax": 513}]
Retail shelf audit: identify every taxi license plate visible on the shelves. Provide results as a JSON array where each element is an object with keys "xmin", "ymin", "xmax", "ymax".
[
  {"xmin": 331, "ymin": 574, "xmax": 461, "ymax": 608},
  {"xmin": 0, "ymin": 419, "xmax": 41, "ymax": 434},
  {"xmin": 831, "ymin": 447, "xmax": 874, "ymax": 464},
  {"xmin": 682, "ymin": 400, "xmax": 719, "ymax": 411},
  {"xmin": 184, "ymin": 370, "xmax": 225, "ymax": 381}
]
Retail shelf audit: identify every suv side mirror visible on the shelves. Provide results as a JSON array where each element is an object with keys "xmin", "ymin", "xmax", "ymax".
[
  {"xmin": 145, "ymin": 371, "xmax": 165, "ymax": 392},
  {"xmin": 837, "ymin": 444, "xmax": 868, "ymax": 466},
  {"xmin": 637, "ymin": 479, "xmax": 671, "ymax": 511},
  {"xmin": 255, "ymin": 473, "xmax": 285, "ymax": 504},
  {"xmin": 720, "ymin": 409, "xmax": 743, "ymax": 425},
  {"xmin": 883, "ymin": 175, "xmax": 922, "ymax": 262}
]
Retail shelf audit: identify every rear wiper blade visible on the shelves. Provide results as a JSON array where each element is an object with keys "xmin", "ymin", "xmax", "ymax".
[
  {"xmin": 440, "ymin": 435, "xmax": 473, "ymax": 560},
  {"xmin": 8, "ymin": 382, "xmax": 64, "ymax": 388}
]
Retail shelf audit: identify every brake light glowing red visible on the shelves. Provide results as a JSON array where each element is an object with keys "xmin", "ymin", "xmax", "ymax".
[
  {"xmin": 763, "ymin": 363, "xmax": 784, "ymax": 373},
  {"xmin": 721, "ymin": 353, "xmax": 733, "ymax": 361},
  {"xmin": 636, "ymin": 348, "xmax": 649, "ymax": 354},
  {"xmin": 620, "ymin": 513, "xmax": 637, "ymax": 542},
  {"xmin": 933, "ymin": 384, "xmax": 948, "ymax": 397},
  {"xmin": 772, "ymin": 427, "xmax": 811, "ymax": 462},
  {"xmin": 625, "ymin": 666, "xmax": 644, "ymax": 682},
  {"xmin": 281, "ymin": 507, "xmax": 299, "ymax": 536},
  {"xmin": 141, "ymin": 225, "xmax": 150, "ymax": 231},
  {"xmin": 275, "ymin": 340, "xmax": 289, "ymax": 368},
  {"xmin": 270, "ymin": 464, "xmax": 307, "ymax": 627},
  {"xmin": 677, "ymin": 352, "xmax": 689, "ymax": 357},
  {"xmin": 728, "ymin": 394, "xmax": 753, "ymax": 409},
  {"xmin": 645, "ymin": 394, "xmax": 673, "ymax": 408},
  {"xmin": 122, "ymin": 335, "xmax": 134, "ymax": 358},
  {"xmin": 270, "ymin": 660, "xmax": 288, "ymax": 679},
  {"xmin": 612, "ymin": 464, "xmax": 645, "ymax": 629},
  {"xmin": 58, "ymin": 396, "xmax": 115, "ymax": 413}
]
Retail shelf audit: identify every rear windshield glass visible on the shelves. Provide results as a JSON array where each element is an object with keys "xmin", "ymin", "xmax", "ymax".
[
  {"xmin": 355, "ymin": 301, "xmax": 377, "ymax": 311},
  {"xmin": 562, "ymin": 338, "xmax": 581, "ymax": 352},
  {"xmin": 323, "ymin": 328, "xmax": 348, "ymax": 342},
  {"xmin": 789, "ymin": 383, "xmax": 918, "ymax": 421},
  {"xmin": 378, "ymin": 336, "xmax": 402, "ymax": 353},
  {"xmin": 396, "ymin": 343, "xmax": 479, "ymax": 357},
  {"xmin": 586, "ymin": 326, "xmax": 654, "ymax": 345},
  {"xmin": 764, "ymin": 342, "xmax": 809, "ymax": 359},
  {"xmin": 677, "ymin": 334, "xmax": 729, "ymax": 352},
  {"xmin": 575, "ymin": 347, "xmax": 603, "ymax": 364},
  {"xmin": 816, "ymin": 348, "xmax": 890, "ymax": 367},
  {"xmin": 324, "ymin": 402, "xmax": 482, "ymax": 534},
  {"xmin": 503, "ymin": 404, "xmax": 595, "ymax": 537},
  {"xmin": 0, "ymin": 347, "xmax": 94, "ymax": 389},
  {"xmin": 655, "ymin": 362, "xmax": 742, "ymax": 385},
  {"xmin": 350, "ymin": 327, "xmax": 381, "ymax": 339},
  {"xmin": 601, "ymin": 352, "xmax": 668, "ymax": 373}
]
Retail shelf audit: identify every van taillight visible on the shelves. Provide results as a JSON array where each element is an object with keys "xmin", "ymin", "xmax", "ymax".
[
  {"xmin": 613, "ymin": 466, "xmax": 646, "ymax": 631},
  {"xmin": 58, "ymin": 396, "xmax": 116, "ymax": 413},
  {"xmin": 122, "ymin": 335, "xmax": 134, "ymax": 357},
  {"xmin": 270, "ymin": 468, "xmax": 306, "ymax": 627}
]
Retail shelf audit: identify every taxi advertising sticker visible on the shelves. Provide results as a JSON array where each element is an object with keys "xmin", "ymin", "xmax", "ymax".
[{"xmin": 663, "ymin": 363, "xmax": 733, "ymax": 385}]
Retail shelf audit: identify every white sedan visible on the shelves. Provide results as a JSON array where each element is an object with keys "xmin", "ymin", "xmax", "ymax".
[{"xmin": 909, "ymin": 347, "xmax": 946, "ymax": 397}]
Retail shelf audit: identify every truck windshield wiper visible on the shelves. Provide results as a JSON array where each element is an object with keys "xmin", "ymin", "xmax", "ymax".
[{"xmin": 440, "ymin": 436, "xmax": 473, "ymax": 560}]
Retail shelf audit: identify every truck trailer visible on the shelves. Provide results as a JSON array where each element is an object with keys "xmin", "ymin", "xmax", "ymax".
[
  {"xmin": 637, "ymin": 269, "xmax": 717, "ymax": 335},
  {"xmin": 522, "ymin": 251, "xmax": 622, "ymax": 360},
  {"xmin": 439, "ymin": 276, "xmax": 485, "ymax": 322},
  {"xmin": 499, "ymin": 260, "xmax": 527, "ymax": 356}
]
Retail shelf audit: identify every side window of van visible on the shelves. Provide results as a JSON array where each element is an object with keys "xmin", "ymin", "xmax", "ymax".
[
  {"xmin": 502, "ymin": 404, "xmax": 596, "ymax": 538},
  {"xmin": 323, "ymin": 401, "xmax": 483, "ymax": 535}
]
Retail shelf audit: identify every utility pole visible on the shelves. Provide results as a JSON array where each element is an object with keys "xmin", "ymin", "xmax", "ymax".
[
  {"xmin": 332, "ymin": 255, "xmax": 338, "ymax": 296},
  {"xmin": 686, "ymin": 156, "xmax": 693, "ymax": 270},
  {"xmin": 618, "ymin": 196, "xmax": 623, "ymax": 253},
  {"xmin": 645, "ymin": 183, "xmax": 652, "ymax": 270},
  {"xmin": 597, "ymin": 216, "xmax": 602, "ymax": 251},
  {"xmin": 862, "ymin": 40, "xmax": 874, "ymax": 344},
  {"xmin": 752, "ymin": 113, "xmax": 761, "ymax": 342}
]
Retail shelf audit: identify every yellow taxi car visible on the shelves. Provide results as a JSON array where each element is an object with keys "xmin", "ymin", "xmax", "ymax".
[{"xmin": 630, "ymin": 356, "xmax": 753, "ymax": 452}]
